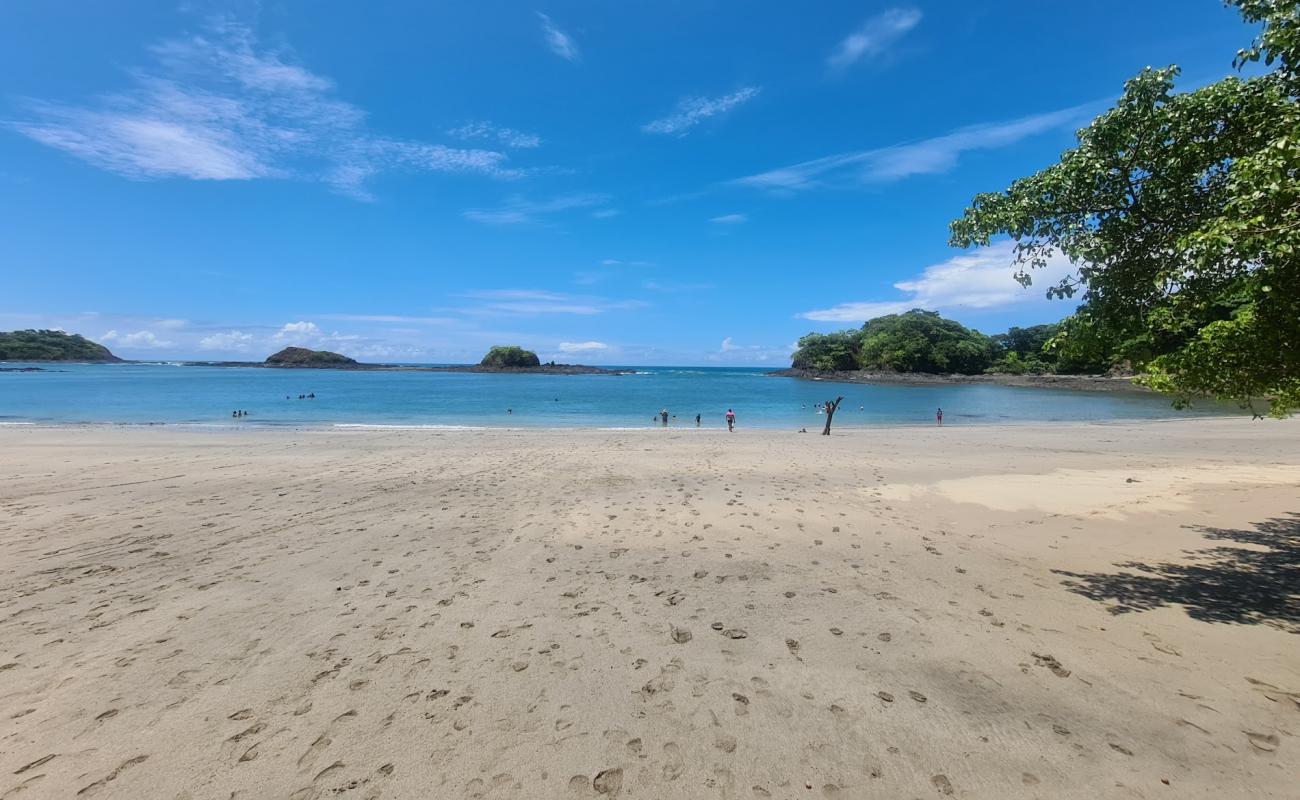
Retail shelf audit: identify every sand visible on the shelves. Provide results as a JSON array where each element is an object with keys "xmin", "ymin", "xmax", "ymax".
[{"xmin": 0, "ymin": 419, "xmax": 1297, "ymax": 799}]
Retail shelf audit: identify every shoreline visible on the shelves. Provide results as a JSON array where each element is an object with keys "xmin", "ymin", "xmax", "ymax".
[
  {"xmin": 0, "ymin": 413, "xmax": 1242, "ymax": 432},
  {"xmin": 0, "ymin": 415, "xmax": 1265, "ymax": 436}
]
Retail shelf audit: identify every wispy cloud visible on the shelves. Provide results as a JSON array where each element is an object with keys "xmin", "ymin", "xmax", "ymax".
[
  {"xmin": 642, "ymin": 87, "xmax": 761, "ymax": 136},
  {"xmin": 714, "ymin": 336, "xmax": 793, "ymax": 363},
  {"xmin": 462, "ymin": 192, "xmax": 611, "ymax": 225},
  {"xmin": 709, "ymin": 213, "xmax": 747, "ymax": 224},
  {"xmin": 7, "ymin": 21, "xmax": 519, "ymax": 199},
  {"xmin": 558, "ymin": 340, "xmax": 608, "ymax": 353},
  {"xmin": 271, "ymin": 320, "xmax": 360, "ymax": 347},
  {"xmin": 100, "ymin": 329, "xmax": 173, "ymax": 349},
  {"xmin": 455, "ymin": 289, "xmax": 646, "ymax": 316},
  {"xmin": 447, "ymin": 121, "xmax": 541, "ymax": 149},
  {"xmin": 797, "ymin": 241, "xmax": 1077, "ymax": 323},
  {"xmin": 198, "ymin": 330, "xmax": 255, "ymax": 351},
  {"xmin": 643, "ymin": 280, "xmax": 713, "ymax": 293},
  {"xmin": 733, "ymin": 104, "xmax": 1090, "ymax": 192},
  {"xmin": 315, "ymin": 314, "xmax": 457, "ymax": 325},
  {"xmin": 538, "ymin": 13, "xmax": 580, "ymax": 62},
  {"xmin": 827, "ymin": 8, "xmax": 922, "ymax": 72}
]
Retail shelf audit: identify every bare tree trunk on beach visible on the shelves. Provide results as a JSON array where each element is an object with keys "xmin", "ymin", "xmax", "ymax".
[{"xmin": 821, "ymin": 396, "xmax": 844, "ymax": 435}]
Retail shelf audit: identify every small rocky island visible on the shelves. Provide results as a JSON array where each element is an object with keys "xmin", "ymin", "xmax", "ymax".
[
  {"xmin": 264, "ymin": 347, "xmax": 359, "ymax": 368},
  {"xmin": 232, "ymin": 344, "xmax": 629, "ymax": 374},
  {"xmin": 0, "ymin": 329, "xmax": 121, "ymax": 362}
]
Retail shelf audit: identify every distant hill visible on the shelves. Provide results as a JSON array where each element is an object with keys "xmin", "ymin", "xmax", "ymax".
[
  {"xmin": 0, "ymin": 330, "xmax": 120, "ymax": 362},
  {"xmin": 480, "ymin": 345, "xmax": 541, "ymax": 368},
  {"xmin": 264, "ymin": 347, "xmax": 357, "ymax": 367}
]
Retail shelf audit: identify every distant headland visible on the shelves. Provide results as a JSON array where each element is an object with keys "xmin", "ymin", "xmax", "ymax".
[
  {"xmin": 0, "ymin": 330, "xmax": 121, "ymax": 362},
  {"xmin": 232, "ymin": 345, "xmax": 630, "ymax": 375},
  {"xmin": 0, "ymin": 333, "xmax": 628, "ymax": 374}
]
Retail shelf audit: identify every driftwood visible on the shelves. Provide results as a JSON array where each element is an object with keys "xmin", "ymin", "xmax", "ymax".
[{"xmin": 822, "ymin": 396, "xmax": 844, "ymax": 435}]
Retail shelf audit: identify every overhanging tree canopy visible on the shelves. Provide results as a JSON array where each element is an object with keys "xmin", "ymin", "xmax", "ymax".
[{"xmin": 949, "ymin": 0, "xmax": 1299, "ymax": 416}]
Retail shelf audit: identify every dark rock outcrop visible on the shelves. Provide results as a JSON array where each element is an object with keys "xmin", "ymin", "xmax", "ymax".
[{"xmin": 264, "ymin": 347, "xmax": 358, "ymax": 367}]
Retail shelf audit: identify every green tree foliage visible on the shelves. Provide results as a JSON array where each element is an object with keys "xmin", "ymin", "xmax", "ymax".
[
  {"xmin": 949, "ymin": 1, "xmax": 1299, "ymax": 416},
  {"xmin": 858, "ymin": 310, "xmax": 996, "ymax": 374},
  {"xmin": 1046, "ymin": 312, "xmax": 1124, "ymax": 375},
  {"xmin": 791, "ymin": 331, "xmax": 861, "ymax": 371},
  {"xmin": 480, "ymin": 345, "xmax": 541, "ymax": 368},
  {"xmin": 0, "ymin": 329, "xmax": 119, "ymax": 361},
  {"xmin": 989, "ymin": 324, "xmax": 1060, "ymax": 374},
  {"xmin": 792, "ymin": 310, "xmax": 998, "ymax": 375},
  {"xmin": 264, "ymin": 347, "xmax": 357, "ymax": 366}
]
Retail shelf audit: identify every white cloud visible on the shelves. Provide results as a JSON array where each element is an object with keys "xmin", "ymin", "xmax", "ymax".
[
  {"xmin": 455, "ymin": 289, "xmax": 646, "ymax": 316},
  {"xmin": 797, "ymin": 241, "xmax": 1077, "ymax": 322},
  {"xmin": 709, "ymin": 213, "xmax": 747, "ymax": 224},
  {"xmin": 9, "ymin": 22, "xmax": 517, "ymax": 199},
  {"xmin": 714, "ymin": 336, "xmax": 792, "ymax": 363},
  {"xmin": 827, "ymin": 8, "xmax": 922, "ymax": 71},
  {"xmin": 538, "ymin": 13, "xmax": 580, "ymax": 62},
  {"xmin": 315, "ymin": 314, "xmax": 456, "ymax": 325},
  {"xmin": 733, "ymin": 105, "xmax": 1089, "ymax": 192},
  {"xmin": 198, "ymin": 330, "xmax": 255, "ymax": 351},
  {"xmin": 642, "ymin": 87, "xmax": 761, "ymax": 136},
  {"xmin": 274, "ymin": 321, "xmax": 322, "ymax": 342},
  {"xmin": 590, "ymin": 208, "xmax": 621, "ymax": 219},
  {"xmin": 462, "ymin": 193, "xmax": 610, "ymax": 225},
  {"xmin": 558, "ymin": 340, "xmax": 608, "ymax": 353},
  {"xmin": 100, "ymin": 329, "xmax": 173, "ymax": 349},
  {"xmin": 447, "ymin": 121, "xmax": 541, "ymax": 149}
]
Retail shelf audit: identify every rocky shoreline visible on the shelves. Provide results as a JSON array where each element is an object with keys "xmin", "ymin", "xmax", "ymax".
[{"xmin": 767, "ymin": 368, "xmax": 1149, "ymax": 393}]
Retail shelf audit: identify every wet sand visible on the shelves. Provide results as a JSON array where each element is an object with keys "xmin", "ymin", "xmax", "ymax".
[{"xmin": 1, "ymin": 419, "xmax": 1297, "ymax": 799}]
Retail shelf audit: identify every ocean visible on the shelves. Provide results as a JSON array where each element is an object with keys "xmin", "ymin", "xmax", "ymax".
[{"xmin": 0, "ymin": 362, "xmax": 1239, "ymax": 429}]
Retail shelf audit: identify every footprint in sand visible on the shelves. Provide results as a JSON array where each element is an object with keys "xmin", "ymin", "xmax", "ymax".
[
  {"xmin": 593, "ymin": 767, "xmax": 623, "ymax": 795},
  {"xmin": 662, "ymin": 742, "xmax": 685, "ymax": 780},
  {"xmin": 1245, "ymin": 731, "xmax": 1279, "ymax": 752},
  {"xmin": 1031, "ymin": 652, "xmax": 1071, "ymax": 678},
  {"xmin": 732, "ymin": 693, "xmax": 750, "ymax": 716}
]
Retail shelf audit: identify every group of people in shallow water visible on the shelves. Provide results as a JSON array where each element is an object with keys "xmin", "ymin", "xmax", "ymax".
[
  {"xmin": 232, "ymin": 392, "xmax": 319, "ymax": 418},
  {"xmin": 652, "ymin": 408, "xmax": 738, "ymax": 431},
  {"xmin": 502, "ymin": 403, "xmax": 945, "ymax": 429}
]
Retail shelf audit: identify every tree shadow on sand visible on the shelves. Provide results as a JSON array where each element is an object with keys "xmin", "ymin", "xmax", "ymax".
[{"xmin": 1053, "ymin": 513, "xmax": 1300, "ymax": 633}]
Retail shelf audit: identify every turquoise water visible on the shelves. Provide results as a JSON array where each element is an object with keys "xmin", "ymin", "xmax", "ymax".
[{"xmin": 0, "ymin": 362, "xmax": 1236, "ymax": 429}]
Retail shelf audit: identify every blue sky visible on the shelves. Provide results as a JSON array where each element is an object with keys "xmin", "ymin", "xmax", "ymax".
[{"xmin": 1, "ymin": 1, "xmax": 1254, "ymax": 364}]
